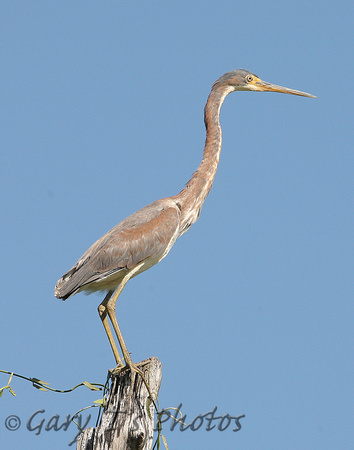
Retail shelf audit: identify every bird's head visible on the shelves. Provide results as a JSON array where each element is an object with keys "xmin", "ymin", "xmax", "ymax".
[{"xmin": 213, "ymin": 69, "xmax": 316, "ymax": 98}]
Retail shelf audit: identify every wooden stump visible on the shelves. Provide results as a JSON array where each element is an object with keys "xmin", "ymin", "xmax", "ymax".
[{"xmin": 77, "ymin": 357, "xmax": 162, "ymax": 450}]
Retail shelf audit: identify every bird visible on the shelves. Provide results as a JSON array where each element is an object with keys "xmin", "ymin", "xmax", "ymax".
[{"xmin": 55, "ymin": 69, "xmax": 315, "ymax": 392}]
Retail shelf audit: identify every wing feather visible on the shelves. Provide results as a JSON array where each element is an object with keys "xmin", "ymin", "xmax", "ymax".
[{"xmin": 55, "ymin": 199, "xmax": 180, "ymax": 299}]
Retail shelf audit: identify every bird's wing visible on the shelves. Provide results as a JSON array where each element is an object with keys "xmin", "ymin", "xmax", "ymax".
[{"xmin": 55, "ymin": 198, "xmax": 181, "ymax": 299}]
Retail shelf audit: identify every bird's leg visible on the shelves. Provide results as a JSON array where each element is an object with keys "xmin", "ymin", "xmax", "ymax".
[
  {"xmin": 98, "ymin": 290, "xmax": 124, "ymax": 368},
  {"xmin": 106, "ymin": 264, "xmax": 155, "ymax": 400}
]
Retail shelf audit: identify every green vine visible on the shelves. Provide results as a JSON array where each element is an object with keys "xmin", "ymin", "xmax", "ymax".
[
  {"xmin": 1, "ymin": 368, "xmax": 179, "ymax": 448},
  {"xmin": 0, "ymin": 367, "xmax": 111, "ymax": 439},
  {"xmin": 0, "ymin": 369, "xmax": 105, "ymax": 396}
]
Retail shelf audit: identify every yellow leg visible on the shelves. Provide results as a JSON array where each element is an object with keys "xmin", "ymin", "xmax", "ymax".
[
  {"xmin": 98, "ymin": 290, "xmax": 124, "ymax": 367},
  {"xmin": 105, "ymin": 268, "xmax": 139, "ymax": 366},
  {"xmin": 105, "ymin": 264, "xmax": 154, "ymax": 400}
]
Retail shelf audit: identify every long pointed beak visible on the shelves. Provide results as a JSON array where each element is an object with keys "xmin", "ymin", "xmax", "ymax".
[{"xmin": 253, "ymin": 79, "xmax": 317, "ymax": 98}]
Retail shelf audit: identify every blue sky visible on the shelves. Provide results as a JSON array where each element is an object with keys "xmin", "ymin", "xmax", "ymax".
[{"xmin": 1, "ymin": 1, "xmax": 352, "ymax": 449}]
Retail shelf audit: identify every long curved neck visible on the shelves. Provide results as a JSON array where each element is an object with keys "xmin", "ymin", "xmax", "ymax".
[{"xmin": 174, "ymin": 84, "xmax": 233, "ymax": 235}]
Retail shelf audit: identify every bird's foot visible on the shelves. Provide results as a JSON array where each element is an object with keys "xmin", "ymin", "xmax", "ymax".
[
  {"xmin": 110, "ymin": 361, "xmax": 126, "ymax": 375},
  {"xmin": 110, "ymin": 359, "xmax": 154, "ymax": 402},
  {"xmin": 127, "ymin": 360, "xmax": 155, "ymax": 402}
]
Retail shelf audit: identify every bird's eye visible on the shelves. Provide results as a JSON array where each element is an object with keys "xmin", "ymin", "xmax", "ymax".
[{"xmin": 246, "ymin": 75, "xmax": 253, "ymax": 83}]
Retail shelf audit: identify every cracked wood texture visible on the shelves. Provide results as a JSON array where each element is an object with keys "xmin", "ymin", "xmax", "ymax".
[{"xmin": 77, "ymin": 357, "xmax": 162, "ymax": 450}]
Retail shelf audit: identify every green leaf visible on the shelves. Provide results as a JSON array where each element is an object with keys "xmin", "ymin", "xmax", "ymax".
[
  {"xmin": 32, "ymin": 383, "xmax": 48, "ymax": 391},
  {"xmin": 9, "ymin": 386, "xmax": 16, "ymax": 396},
  {"xmin": 162, "ymin": 435, "xmax": 169, "ymax": 449},
  {"xmin": 31, "ymin": 378, "xmax": 50, "ymax": 386},
  {"xmin": 82, "ymin": 381, "xmax": 101, "ymax": 391}
]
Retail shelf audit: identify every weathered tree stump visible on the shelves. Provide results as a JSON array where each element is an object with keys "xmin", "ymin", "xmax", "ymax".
[{"xmin": 77, "ymin": 357, "xmax": 162, "ymax": 450}]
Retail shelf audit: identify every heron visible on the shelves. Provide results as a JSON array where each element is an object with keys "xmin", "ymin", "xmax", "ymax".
[{"xmin": 55, "ymin": 69, "xmax": 315, "ymax": 394}]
